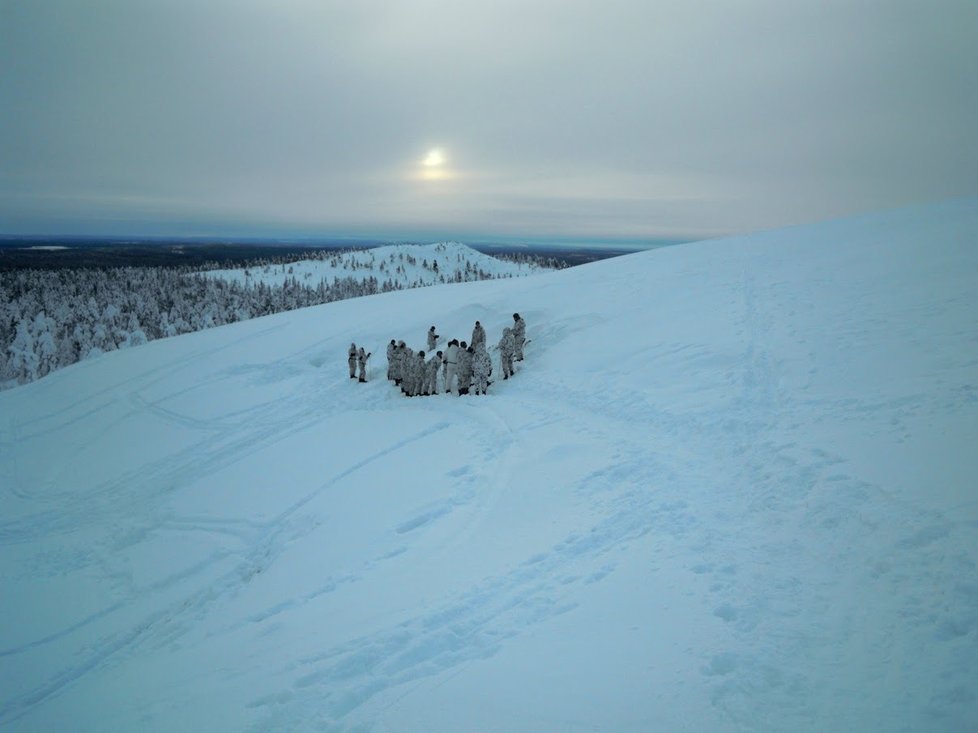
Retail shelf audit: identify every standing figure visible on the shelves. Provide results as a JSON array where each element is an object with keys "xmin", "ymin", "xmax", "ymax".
[
  {"xmin": 512, "ymin": 313, "xmax": 526, "ymax": 361},
  {"xmin": 456, "ymin": 342, "xmax": 472, "ymax": 395},
  {"xmin": 471, "ymin": 320, "xmax": 486, "ymax": 349},
  {"xmin": 348, "ymin": 343, "xmax": 358, "ymax": 379},
  {"xmin": 401, "ymin": 346, "xmax": 415, "ymax": 394},
  {"xmin": 357, "ymin": 347, "xmax": 371, "ymax": 383},
  {"xmin": 412, "ymin": 351, "xmax": 427, "ymax": 397},
  {"xmin": 425, "ymin": 351, "xmax": 442, "ymax": 395},
  {"xmin": 386, "ymin": 339, "xmax": 397, "ymax": 381},
  {"xmin": 471, "ymin": 344, "xmax": 492, "ymax": 395},
  {"xmin": 443, "ymin": 340, "xmax": 459, "ymax": 394},
  {"xmin": 393, "ymin": 342, "xmax": 406, "ymax": 385},
  {"xmin": 498, "ymin": 327, "xmax": 515, "ymax": 379},
  {"xmin": 427, "ymin": 326, "xmax": 439, "ymax": 351}
]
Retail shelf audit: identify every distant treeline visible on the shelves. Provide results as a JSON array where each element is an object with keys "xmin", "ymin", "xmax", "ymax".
[
  {"xmin": 0, "ymin": 249, "xmax": 565, "ymax": 389},
  {"xmin": 0, "ymin": 238, "xmax": 600, "ymax": 271},
  {"xmin": 0, "ymin": 241, "xmax": 367, "ymax": 271}
]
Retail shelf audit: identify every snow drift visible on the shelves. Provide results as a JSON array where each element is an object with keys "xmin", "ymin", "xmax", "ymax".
[{"xmin": 2, "ymin": 201, "xmax": 977, "ymax": 732}]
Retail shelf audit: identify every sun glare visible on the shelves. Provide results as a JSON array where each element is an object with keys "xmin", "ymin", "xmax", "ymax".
[
  {"xmin": 422, "ymin": 148, "xmax": 446, "ymax": 168},
  {"xmin": 416, "ymin": 147, "xmax": 453, "ymax": 182}
]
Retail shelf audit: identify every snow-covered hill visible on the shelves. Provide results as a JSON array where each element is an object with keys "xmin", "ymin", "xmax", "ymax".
[
  {"xmin": 205, "ymin": 241, "xmax": 549, "ymax": 289},
  {"xmin": 2, "ymin": 201, "xmax": 977, "ymax": 732}
]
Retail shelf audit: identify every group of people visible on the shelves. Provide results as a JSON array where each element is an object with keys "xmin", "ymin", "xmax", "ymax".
[
  {"xmin": 348, "ymin": 343, "xmax": 370, "ymax": 382},
  {"xmin": 354, "ymin": 313, "xmax": 526, "ymax": 397}
]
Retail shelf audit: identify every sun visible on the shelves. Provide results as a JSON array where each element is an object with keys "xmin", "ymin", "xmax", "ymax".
[
  {"xmin": 422, "ymin": 148, "xmax": 447, "ymax": 168},
  {"xmin": 418, "ymin": 147, "xmax": 452, "ymax": 181}
]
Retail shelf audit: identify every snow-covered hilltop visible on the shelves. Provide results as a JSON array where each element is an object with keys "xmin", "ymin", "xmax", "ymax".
[
  {"xmin": 205, "ymin": 241, "xmax": 550, "ymax": 290},
  {"xmin": 1, "ymin": 201, "xmax": 977, "ymax": 732}
]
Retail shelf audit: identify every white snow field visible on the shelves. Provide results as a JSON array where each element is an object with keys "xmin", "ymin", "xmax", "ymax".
[{"xmin": 2, "ymin": 201, "xmax": 977, "ymax": 732}]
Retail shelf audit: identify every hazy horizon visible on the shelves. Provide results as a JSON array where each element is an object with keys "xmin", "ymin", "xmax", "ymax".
[
  {"xmin": 3, "ymin": 2, "xmax": 976, "ymax": 242},
  {"xmin": 0, "ymin": 229, "xmax": 684, "ymax": 252}
]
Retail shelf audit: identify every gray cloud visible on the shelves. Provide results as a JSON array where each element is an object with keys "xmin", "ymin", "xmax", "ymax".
[{"xmin": 2, "ymin": 0, "xmax": 976, "ymax": 240}]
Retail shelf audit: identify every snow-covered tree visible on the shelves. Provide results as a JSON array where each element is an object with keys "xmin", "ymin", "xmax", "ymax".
[{"xmin": 7, "ymin": 320, "xmax": 38, "ymax": 383}]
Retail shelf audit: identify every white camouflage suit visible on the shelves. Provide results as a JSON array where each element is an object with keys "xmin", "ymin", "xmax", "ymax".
[
  {"xmin": 498, "ymin": 328, "xmax": 515, "ymax": 379},
  {"xmin": 386, "ymin": 340, "xmax": 396, "ymax": 380},
  {"xmin": 513, "ymin": 314, "xmax": 526, "ymax": 360},
  {"xmin": 357, "ymin": 347, "xmax": 370, "ymax": 382},
  {"xmin": 456, "ymin": 346, "xmax": 473, "ymax": 394},
  {"xmin": 400, "ymin": 346, "xmax": 414, "ymax": 393},
  {"xmin": 472, "ymin": 344, "xmax": 492, "ymax": 395},
  {"xmin": 397, "ymin": 342, "xmax": 408, "ymax": 384},
  {"xmin": 471, "ymin": 322, "xmax": 486, "ymax": 349},
  {"xmin": 443, "ymin": 343, "xmax": 459, "ymax": 394},
  {"xmin": 425, "ymin": 352, "xmax": 441, "ymax": 395},
  {"xmin": 348, "ymin": 343, "xmax": 358, "ymax": 378},
  {"xmin": 411, "ymin": 352, "xmax": 426, "ymax": 396}
]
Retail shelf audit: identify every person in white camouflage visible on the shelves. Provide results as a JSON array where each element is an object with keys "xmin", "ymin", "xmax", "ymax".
[
  {"xmin": 410, "ymin": 351, "xmax": 426, "ymax": 397},
  {"xmin": 456, "ymin": 342, "xmax": 472, "ymax": 395},
  {"xmin": 471, "ymin": 321, "xmax": 486, "ymax": 349},
  {"xmin": 427, "ymin": 326, "xmax": 439, "ymax": 352},
  {"xmin": 386, "ymin": 339, "xmax": 396, "ymax": 381},
  {"xmin": 424, "ymin": 350, "xmax": 442, "ymax": 395},
  {"xmin": 400, "ymin": 345, "xmax": 414, "ymax": 394},
  {"xmin": 512, "ymin": 313, "xmax": 526, "ymax": 361},
  {"xmin": 498, "ymin": 327, "xmax": 515, "ymax": 379},
  {"xmin": 472, "ymin": 343, "xmax": 492, "ymax": 395},
  {"xmin": 443, "ymin": 340, "xmax": 459, "ymax": 394},
  {"xmin": 357, "ymin": 346, "xmax": 371, "ymax": 383},
  {"xmin": 348, "ymin": 343, "xmax": 358, "ymax": 379},
  {"xmin": 390, "ymin": 341, "xmax": 404, "ymax": 386}
]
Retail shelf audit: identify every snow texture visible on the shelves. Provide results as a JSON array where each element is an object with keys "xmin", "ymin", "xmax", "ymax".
[{"xmin": 2, "ymin": 201, "xmax": 977, "ymax": 732}]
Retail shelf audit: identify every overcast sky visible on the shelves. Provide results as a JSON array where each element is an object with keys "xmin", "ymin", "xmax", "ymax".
[{"xmin": 2, "ymin": 0, "xmax": 976, "ymax": 242}]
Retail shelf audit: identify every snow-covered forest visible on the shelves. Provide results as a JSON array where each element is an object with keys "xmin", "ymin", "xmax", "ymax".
[{"xmin": 0, "ymin": 243, "xmax": 557, "ymax": 389}]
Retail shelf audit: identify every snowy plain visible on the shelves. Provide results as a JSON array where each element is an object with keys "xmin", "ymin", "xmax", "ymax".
[{"xmin": 1, "ymin": 201, "xmax": 977, "ymax": 732}]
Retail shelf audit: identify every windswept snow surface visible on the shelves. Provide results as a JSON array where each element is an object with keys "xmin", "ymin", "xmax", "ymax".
[
  {"xmin": 2, "ymin": 201, "xmax": 977, "ymax": 732},
  {"xmin": 204, "ymin": 241, "xmax": 547, "ymax": 289}
]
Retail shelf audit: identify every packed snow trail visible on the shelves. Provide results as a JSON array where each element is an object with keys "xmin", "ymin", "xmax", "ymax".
[{"xmin": 2, "ymin": 201, "xmax": 977, "ymax": 731}]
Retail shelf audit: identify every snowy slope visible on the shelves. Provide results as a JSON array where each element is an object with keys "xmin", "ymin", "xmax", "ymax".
[
  {"xmin": 2, "ymin": 201, "xmax": 977, "ymax": 732},
  {"xmin": 204, "ymin": 241, "xmax": 548, "ymax": 289}
]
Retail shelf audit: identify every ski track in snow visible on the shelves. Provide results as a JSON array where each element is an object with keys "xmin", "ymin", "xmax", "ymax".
[
  {"xmin": 1, "ymin": 329, "xmax": 448, "ymax": 716},
  {"xmin": 0, "ymin": 330, "xmax": 350, "ymax": 542},
  {"xmin": 0, "ymin": 396, "xmax": 456, "ymax": 725},
  {"xmin": 244, "ymin": 407, "xmax": 680, "ymax": 731}
]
